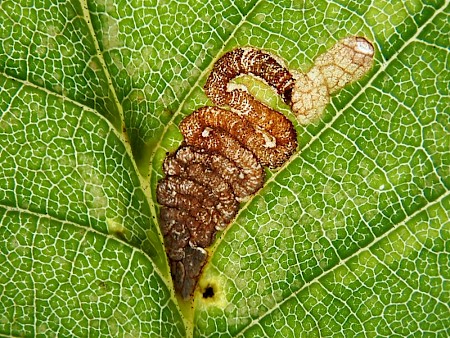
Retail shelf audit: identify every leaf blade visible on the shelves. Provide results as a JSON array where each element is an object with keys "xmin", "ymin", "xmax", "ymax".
[
  {"xmin": 0, "ymin": 0, "xmax": 121, "ymax": 126},
  {"xmin": 0, "ymin": 73, "xmax": 182, "ymax": 335},
  {"xmin": 193, "ymin": 1, "xmax": 450, "ymax": 336},
  {"xmin": 0, "ymin": 207, "xmax": 185, "ymax": 337}
]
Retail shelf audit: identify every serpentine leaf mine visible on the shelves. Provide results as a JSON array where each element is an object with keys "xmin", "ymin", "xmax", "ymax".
[{"xmin": 156, "ymin": 36, "xmax": 374, "ymax": 299}]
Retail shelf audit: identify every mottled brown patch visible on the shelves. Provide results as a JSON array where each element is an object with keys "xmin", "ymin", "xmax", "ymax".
[
  {"xmin": 157, "ymin": 47, "xmax": 298, "ymax": 299},
  {"xmin": 157, "ymin": 37, "xmax": 374, "ymax": 299}
]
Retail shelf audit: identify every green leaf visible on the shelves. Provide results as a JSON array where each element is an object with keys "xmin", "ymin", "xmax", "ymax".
[{"xmin": 1, "ymin": 0, "xmax": 448, "ymax": 337}]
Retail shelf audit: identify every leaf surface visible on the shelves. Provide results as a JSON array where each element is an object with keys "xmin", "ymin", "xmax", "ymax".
[{"xmin": 0, "ymin": 0, "xmax": 448, "ymax": 337}]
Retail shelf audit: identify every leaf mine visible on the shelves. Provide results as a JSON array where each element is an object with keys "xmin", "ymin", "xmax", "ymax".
[
  {"xmin": 291, "ymin": 36, "xmax": 375, "ymax": 124},
  {"xmin": 156, "ymin": 36, "xmax": 374, "ymax": 300}
]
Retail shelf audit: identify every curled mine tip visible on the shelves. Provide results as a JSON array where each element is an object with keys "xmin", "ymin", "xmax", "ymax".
[
  {"xmin": 291, "ymin": 35, "xmax": 375, "ymax": 124},
  {"xmin": 340, "ymin": 36, "xmax": 375, "ymax": 57},
  {"xmin": 353, "ymin": 36, "xmax": 375, "ymax": 56}
]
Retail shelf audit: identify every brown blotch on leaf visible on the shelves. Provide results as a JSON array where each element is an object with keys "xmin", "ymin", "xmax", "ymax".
[
  {"xmin": 157, "ymin": 47, "xmax": 298, "ymax": 300},
  {"xmin": 157, "ymin": 37, "xmax": 374, "ymax": 299}
]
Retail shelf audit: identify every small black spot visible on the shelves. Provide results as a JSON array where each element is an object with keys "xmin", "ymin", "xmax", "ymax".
[
  {"xmin": 113, "ymin": 230, "xmax": 126, "ymax": 241},
  {"xmin": 202, "ymin": 286, "xmax": 215, "ymax": 299}
]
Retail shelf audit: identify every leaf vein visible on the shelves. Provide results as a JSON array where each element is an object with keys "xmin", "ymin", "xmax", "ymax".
[{"xmin": 235, "ymin": 190, "xmax": 449, "ymax": 337}]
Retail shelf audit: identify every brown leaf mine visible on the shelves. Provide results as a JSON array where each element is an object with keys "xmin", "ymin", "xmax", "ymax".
[
  {"xmin": 158, "ymin": 48, "xmax": 298, "ymax": 299},
  {"xmin": 157, "ymin": 36, "xmax": 374, "ymax": 299}
]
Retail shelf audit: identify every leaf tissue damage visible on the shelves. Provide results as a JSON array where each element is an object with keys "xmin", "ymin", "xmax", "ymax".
[{"xmin": 156, "ymin": 36, "xmax": 374, "ymax": 299}]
